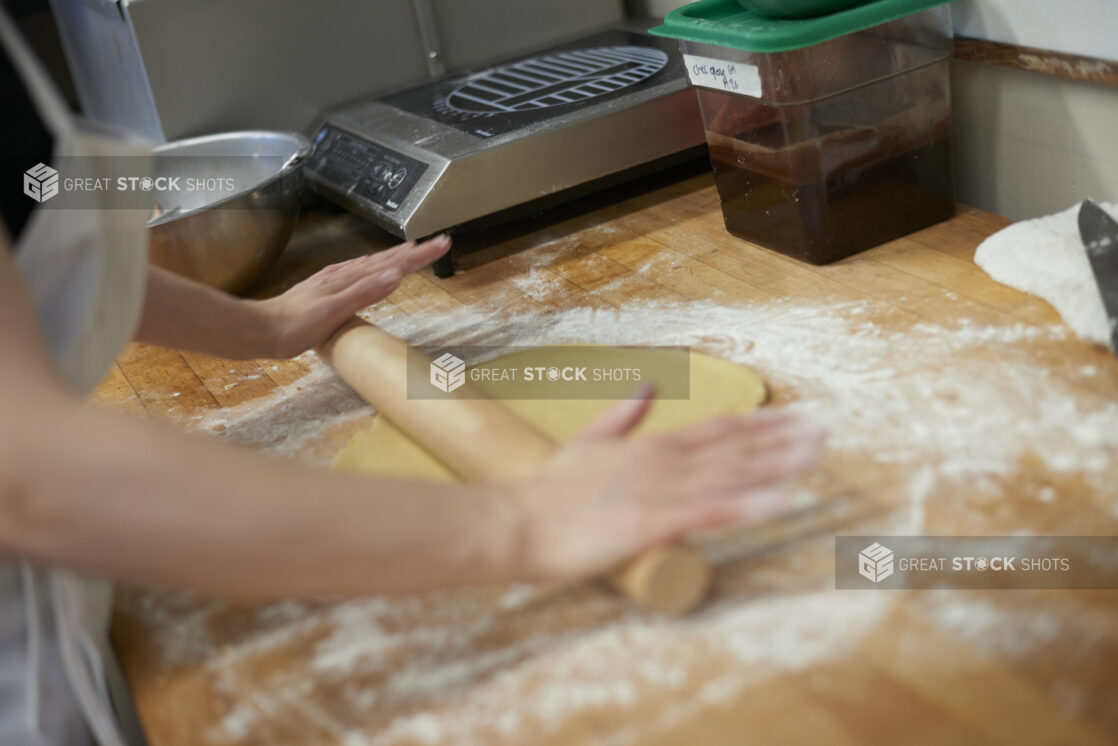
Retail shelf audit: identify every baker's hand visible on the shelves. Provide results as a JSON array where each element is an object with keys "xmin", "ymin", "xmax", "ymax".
[
  {"xmin": 509, "ymin": 389, "xmax": 825, "ymax": 582},
  {"xmin": 261, "ymin": 235, "xmax": 451, "ymax": 358}
]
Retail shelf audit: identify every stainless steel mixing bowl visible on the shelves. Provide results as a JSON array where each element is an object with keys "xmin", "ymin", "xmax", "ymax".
[{"xmin": 147, "ymin": 130, "xmax": 310, "ymax": 294}]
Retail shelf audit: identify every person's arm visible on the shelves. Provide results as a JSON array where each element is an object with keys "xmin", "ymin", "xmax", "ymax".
[
  {"xmin": 0, "ymin": 229, "xmax": 824, "ymax": 600},
  {"xmin": 135, "ymin": 235, "xmax": 452, "ymax": 360},
  {"xmin": 0, "ymin": 233, "xmax": 519, "ymax": 596}
]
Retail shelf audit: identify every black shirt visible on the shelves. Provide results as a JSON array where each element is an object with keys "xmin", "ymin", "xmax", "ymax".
[{"xmin": 1, "ymin": 19, "xmax": 55, "ymax": 244}]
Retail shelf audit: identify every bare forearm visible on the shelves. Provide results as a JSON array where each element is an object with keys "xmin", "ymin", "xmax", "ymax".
[
  {"xmin": 0, "ymin": 397, "xmax": 521, "ymax": 599},
  {"xmin": 137, "ymin": 237, "xmax": 452, "ymax": 361},
  {"xmin": 135, "ymin": 267, "xmax": 278, "ymax": 359},
  {"xmin": 4, "ymin": 244, "xmax": 522, "ymax": 599}
]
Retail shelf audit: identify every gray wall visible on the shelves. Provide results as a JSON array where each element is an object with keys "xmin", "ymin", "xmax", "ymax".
[
  {"xmin": 950, "ymin": 59, "xmax": 1118, "ymax": 220},
  {"xmin": 56, "ymin": 0, "xmax": 624, "ymax": 142},
  {"xmin": 431, "ymin": 0, "xmax": 628, "ymax": 70},
  {"xmin": 129, "ymin": 0, "xmax": 431, "ymax": 140},
  {"xmin": 952, "ymin": 0, "xmax": 1117, "ymax": 61}
]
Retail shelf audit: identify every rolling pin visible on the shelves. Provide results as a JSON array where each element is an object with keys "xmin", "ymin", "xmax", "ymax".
[{"xmin": 318, "ymin": 318, "xmax": 711, "ymax": 615}]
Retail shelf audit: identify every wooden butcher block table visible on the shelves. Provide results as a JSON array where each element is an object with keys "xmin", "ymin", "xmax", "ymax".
[{"xmin": 92, "ymin": 169, "xmax": 1118, "ymax": 746}]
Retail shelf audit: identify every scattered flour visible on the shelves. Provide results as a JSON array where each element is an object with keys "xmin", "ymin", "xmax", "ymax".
[
  {"xmin": 164, "ymin": 588, "xmax": 893, "ymax": 746},
  {"xmin": 123, "ymin": 294, "xmax": 1118, "ymax": 744},
  {"xmin": 905, "ymin": 465, "xmax": 936, "ymax": 534},
  {"xmin": 181, "ymin": 358, "xmax": 371, "ymax": 466},
  {"xmin": 359, "ymin": 300, "xmax": 1117, "ymax": 499},
  {"xmin": 918, "ymin": 591, "xmax": 1064, "ymax": 658}
]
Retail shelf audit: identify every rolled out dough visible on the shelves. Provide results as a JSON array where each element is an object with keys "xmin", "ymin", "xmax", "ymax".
[{"xmin": 332, "ymin": 348, "xmax": 767, "ymax": 481}]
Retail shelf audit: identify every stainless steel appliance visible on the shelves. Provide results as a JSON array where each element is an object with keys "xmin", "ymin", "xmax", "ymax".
[{"xmin": 305, "ymin": 23, "xmax": 705, "ymax": 273}]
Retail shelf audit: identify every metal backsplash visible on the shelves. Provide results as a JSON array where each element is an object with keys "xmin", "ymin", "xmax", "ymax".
[{"xmin": 51, "ymin": 0, "xmax": 624, "ymax": 142}]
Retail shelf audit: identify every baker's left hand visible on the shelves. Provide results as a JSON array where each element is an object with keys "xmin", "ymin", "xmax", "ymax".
[{"xmin": 261, "ymin": 234, "xmax": 451, "ymax": 358}]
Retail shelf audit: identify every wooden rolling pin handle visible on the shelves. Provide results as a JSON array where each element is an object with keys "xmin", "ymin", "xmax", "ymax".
[
  {"xmin": 609, "ymin": 543, "xmax": 712, "ymax": 616},
  {"xmin": 319, "ymin": 318, "xmax": 712, "ymax": 614}
]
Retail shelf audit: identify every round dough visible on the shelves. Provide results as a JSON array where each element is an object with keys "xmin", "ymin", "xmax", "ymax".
[{"xmin": 332, "ymin": 348, "xmax": 766, "ymax": 480}]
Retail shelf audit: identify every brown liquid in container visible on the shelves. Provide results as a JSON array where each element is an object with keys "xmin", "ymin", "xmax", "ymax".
[
  {"xmin": 697, "ymin": 59, "xmax": 956, "ymax": 264},
  {"xmin": 709, "ymin": 135, "xmax": 955, "ymax": 264}
]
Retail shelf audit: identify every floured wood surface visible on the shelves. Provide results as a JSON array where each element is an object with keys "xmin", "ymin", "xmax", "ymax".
[{"xmin": 93, "ymin": 175, "xmax": 1118, "ymax": 745}]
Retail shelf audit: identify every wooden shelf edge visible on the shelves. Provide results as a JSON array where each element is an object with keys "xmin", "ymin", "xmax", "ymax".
[{"xmin": 954, "ymin": 36, "xmax": 1118, "ymax": 88}]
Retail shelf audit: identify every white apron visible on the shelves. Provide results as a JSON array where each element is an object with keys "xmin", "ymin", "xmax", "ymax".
[{"xmin": 1, "ymin": 10, "xmax": 151, "ymax": 745}]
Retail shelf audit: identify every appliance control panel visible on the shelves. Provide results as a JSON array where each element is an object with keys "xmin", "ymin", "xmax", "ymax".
[{"xmin": 307, "ymin": 125, "xmax": 428, "ymax": 211}]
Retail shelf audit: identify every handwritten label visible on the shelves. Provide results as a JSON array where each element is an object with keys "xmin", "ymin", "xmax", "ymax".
[{"xmin": 683, "ymin": 54, "xmax": 762, "ymax": 97}]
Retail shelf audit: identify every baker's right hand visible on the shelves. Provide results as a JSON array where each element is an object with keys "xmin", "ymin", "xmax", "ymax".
[{"xmin": 507, "ymin": 389, "xmax": 826, "ymax": 583}]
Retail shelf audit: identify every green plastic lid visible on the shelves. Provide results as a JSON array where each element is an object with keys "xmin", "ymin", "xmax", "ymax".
[{"xmin": 650, "ymin": 0, "xmax": 955, "ymax": 53}]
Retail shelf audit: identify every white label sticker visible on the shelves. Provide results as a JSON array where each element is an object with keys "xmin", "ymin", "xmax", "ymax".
[{"xmin": 682, "ymin": 54, "xmax": 762, "ymax": 97}]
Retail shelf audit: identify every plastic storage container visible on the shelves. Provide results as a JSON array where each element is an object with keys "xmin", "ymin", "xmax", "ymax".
[{"xmin": 652, "ymin": 0, "xmax": 957, "ymax": 264}]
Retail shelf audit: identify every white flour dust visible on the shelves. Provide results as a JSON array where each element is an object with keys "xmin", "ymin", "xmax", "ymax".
[
  {"xmin": 361, "ymin": 300, "xmax": 1117, "ymax": 502},
  {"xmin": 148, "ymin": 589, "xmax": 893, "ymax": 746},
  {"xmin": 126, "ymin": 296, "xmax": 1118, "ymax": 745},
  {"xmin": 180, "ymin": 354, "xmax": 370, "ymax": 465}
]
